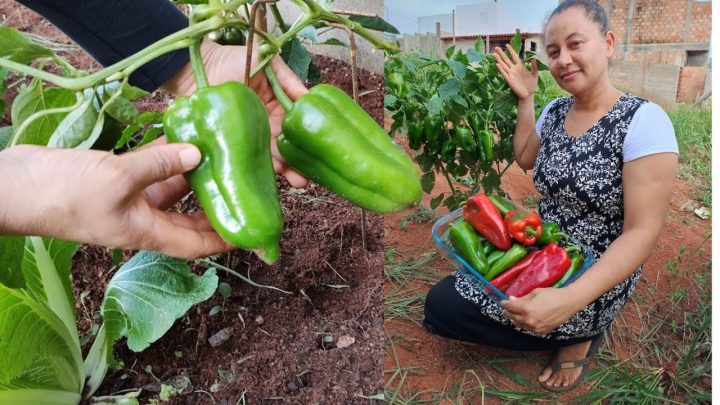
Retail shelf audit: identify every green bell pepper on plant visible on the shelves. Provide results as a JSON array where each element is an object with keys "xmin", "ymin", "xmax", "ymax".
[
  {"xmin": 276, "ymin": 84, "xmax": 422, "ymax": 213},
  {"xmin": 477, "ymin": 129, "xmax": 494, "ymax": 162},
  {"xmin": 163, "ymin": 81, "xmax": 283, "ymax": 264},
  {"xmin": 453, "ymin": 126, "xmax": 476, "ymax": 154},
  {"xmin": 441, "ymin": 136, "xmax": 456, "ymax": 163},
  {"xmin": 448, "ymin": 220, "xmax": 489, "ymax": 276},
  {"xmin": 423, "ymin": 115, "xmax": 442, "ymax": 146},
  {"xmin": 407, "ymin": 121, "xmax": 424, "ymax": 150},
  {"xmin": 387, "ymin": 72, "xmax": 406, "ymax": 98}
]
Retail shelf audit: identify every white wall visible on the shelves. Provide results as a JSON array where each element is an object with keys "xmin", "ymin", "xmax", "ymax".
[
  {"xmin": 455, "ymin": 3, "xmax": 497, "ymax": 35},
  {"xmin": 417, "ymin": 13, "xmax": 453, "ymax": 35}
]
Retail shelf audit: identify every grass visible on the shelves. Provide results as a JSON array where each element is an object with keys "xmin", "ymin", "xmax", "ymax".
[{"xmin": 667, "ymin": 104, "xmax": 712, "ymax": 206}]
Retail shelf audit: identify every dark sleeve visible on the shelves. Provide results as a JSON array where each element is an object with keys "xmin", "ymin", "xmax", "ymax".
[{"xmin": 16, "ymin": 0, "xmax": 190, "ymax": 92}]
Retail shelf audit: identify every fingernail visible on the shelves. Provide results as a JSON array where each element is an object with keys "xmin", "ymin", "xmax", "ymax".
[{"xmin": 179, "ymin": 146, "xmax": 201, "ymax": 169}]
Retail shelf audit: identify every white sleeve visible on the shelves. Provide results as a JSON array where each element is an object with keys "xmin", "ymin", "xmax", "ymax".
[
  {"xmin": 535, "ymin": 98, "xmax": 559, "ymax": 139},
  {"xmin": 623, "ymin": 102, "xmax": 679, "ymax": 162}
]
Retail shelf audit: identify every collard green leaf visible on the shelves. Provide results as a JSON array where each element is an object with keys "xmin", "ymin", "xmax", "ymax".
[
  {"xmin": 0, "ymin": 26, "xmax": 53, "ymax": 64},
  {"xmin": 102, "ymin": 251, "xmax": 218, "ymax": 353},
  {"xmin": 0, "ymin": 285, "xmax": 83, "ymax": 396},
  {"xmin": 281, "ymin": 38, "xmax": 311, "ymax": 82},
  {"xmin": 0, "ymin": 236, "xmax": 26, "ymax": 288},
  {"xmin": 10, "ymin": 80, "xmax": 76, "ymax": 145},
  {"xmin": 22, "ymin": 237, "xmax": 80, "ymax": 336},
  {"xmin": 347, "ymin": 15, "xmax": 400, "ymax": 34}
]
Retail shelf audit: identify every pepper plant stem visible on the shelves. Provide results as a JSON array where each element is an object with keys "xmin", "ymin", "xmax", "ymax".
[
  {"xmin": 264, "ymin": 65, "xmax": 293, "ymax": 112},
  {"xmin": 189, "ymin": 39, "xmax": 209, "ymax": 89}
]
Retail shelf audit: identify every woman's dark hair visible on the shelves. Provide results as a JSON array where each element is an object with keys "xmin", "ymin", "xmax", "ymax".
[{"xmin": 545, "ymin": 0, "xmax": 609, "ymax": 34}]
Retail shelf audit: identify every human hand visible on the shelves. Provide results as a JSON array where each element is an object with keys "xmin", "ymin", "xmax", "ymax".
[
  {"xmin": 492, "ymin": 44, "xmax": 538, "ymax": 101},
  {"xmin": 0, "ymin": 142, "xmax": 233, "ymax": 259},
  {"xmin": 165, "ymin": 40, "xmax": 309, "ymax": 188},
  {"xmin": 500, "ymin": 288, "xmax": 582, "ymax": 335}
]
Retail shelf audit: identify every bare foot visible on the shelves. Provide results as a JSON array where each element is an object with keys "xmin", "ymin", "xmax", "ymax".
[{"xmin": 538, "ymin": 339, "xmax": 593, "ymax": 389}]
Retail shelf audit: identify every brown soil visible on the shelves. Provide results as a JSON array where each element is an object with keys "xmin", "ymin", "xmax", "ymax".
[
  {"xmin": 384, "ymin": 120, "xmax": 712, "ymax": 402},
  {"xmin": 1, "ymin": 3, "xmax": 385, "ymax": 403}
]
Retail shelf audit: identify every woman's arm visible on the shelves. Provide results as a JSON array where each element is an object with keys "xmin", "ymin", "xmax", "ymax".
[{"xmin": 501, "ymin": 152, "xmax": 678, "ymax": 334}]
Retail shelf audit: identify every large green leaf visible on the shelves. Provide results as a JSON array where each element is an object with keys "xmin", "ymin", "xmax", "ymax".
[
  {"xmin": 0, "ymin": 26, "xmax": 54, "ymax": 64},
  {"xmin": 281, "ymin": 38, "xmax": 312, "ymax": 82},
  {"xmin": 22, "ymin": 237, "xmax": 80, "ymax": 340},
  {"xmin": 10, "ymin": 80, "xmax": 76, "ymax": 145},
  {"xmin": 347, "ymin": 15, "xmax": 399, "ymax": 34},
  {"xmin": 0, "ymin": 285, "xmax": 83, "ymax": 399},
  {"xmin": 47, "ymin": 96, "xmax": 99, "ymax": 148},
  {"xmin": 0, "ymin": 236, "xmax": 26, "ymax": 288},
  {"xmin": 103, "ymin": 251, "xmax": 217, "ymax": 352},
  {"xmin": 0, "ymin": 126, "xmax": 12, "ymax": 149}
]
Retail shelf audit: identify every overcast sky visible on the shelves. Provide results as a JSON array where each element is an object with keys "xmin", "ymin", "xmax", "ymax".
[{"xmin": 384, "ymin": 0, "xmax": 559, "ymax": 35}]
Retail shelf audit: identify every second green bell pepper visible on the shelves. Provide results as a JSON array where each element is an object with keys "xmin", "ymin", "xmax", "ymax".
[{"xmin": 277, "ymin": 84, "xmax": 422, "ymax": 213}]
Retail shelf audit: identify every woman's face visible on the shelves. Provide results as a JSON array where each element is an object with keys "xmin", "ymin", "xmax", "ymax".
[{"xmin": 544, "ymin": 7, "xmax": 615, "ymax": 95}]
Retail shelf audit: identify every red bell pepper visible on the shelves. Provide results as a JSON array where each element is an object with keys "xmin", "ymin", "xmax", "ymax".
[
  {"xmin": 489, "ymin": 249, "xmax": 542, "ymax": 292},
  {"xmin": 462, "ymin": 192, "xmax": 511, "ymax": 250},
  {"xmin": 504, "ymin": 243, "xmax": 571, "ymax": 297},
  {"xmin": 504, "ymin": 210, "xmax": 543, "ymax": 246}
]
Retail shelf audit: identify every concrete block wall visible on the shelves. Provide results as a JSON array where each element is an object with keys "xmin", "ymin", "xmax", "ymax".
[{"xmin": 609, "ymin": 59, "xmax": 681, "ymax": 105}]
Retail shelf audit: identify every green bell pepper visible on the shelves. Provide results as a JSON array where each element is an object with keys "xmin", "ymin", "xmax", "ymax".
[
  {"xmin": 484, "ymin": 244, "xmax": 528, "ymax": 280},
  {"xmin": 448, "ymin": 220, "xmax": 489, "ymax": 276},
  {"xmin": 407, "ymin": 121, "xmax": 424, "ymax": 150},
  {"xmin": 453, "ymin": 126, "xmax": 476, "ymax": 154},
  {"xmin": 477, "ymin": 129, "xmax": 494, "ymax": 162},
  {"xmin": 440, "ymin": 135, "xmax": 456, "ymax": 163},
  {"xmin": 537, "ymin": 222, "xmax": 570, "ymax": 246},
  {"xmin": 423, "ymin": 115, "xmax": 442, "ymax": 146},
  {"xmin": 163, "ymin": 81, "xmax": 283, "ymax": 264},
  {"xmin": 276, "ymin": 84, "xmax": 422, "ymax": 213},
  {"xmin": 387, "ymin": 72, "xmax": 406, "ymax": 98}
]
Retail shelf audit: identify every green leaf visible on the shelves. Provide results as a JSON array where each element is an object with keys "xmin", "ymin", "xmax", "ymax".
[
  {"xmin": 452, "ymin": 95, "xmax": 468, "ymax": 108},
  {"xmin": 22, "ymin": 237, "xmax": 81, "ymax": 336},
  {"xmin": 0, "ymin": 67, "xmax": 7, "ymax": 113},
  {"xmin": 445, "ymin": 45, "xmax": 456, "ymax": 60},
  {"xmin": 347, "ymin": 15, "xmax": 400, "ymax": 34},
  {"xmin": 171, "ymin": 0, "xmax": 208, "ymax": 3},
  {"xmin": 0, "ymin": 126, "xmax": 13, "ymax": 150},
  {"xmin": 111, "ymin": 249, "xmax": 123, "ymax": 267},
  {"xmin": 438, "ymin": 79, "xmax": 460, "ymax": 100},
  {"xmin": 137, "ymin": 125, "xmax": 162, "ymax": 147},
  {"xmin": 430, "ymin": 193, "xmax": 444, "ymax": 209},
  {"xmin": 0, "ymin": 285, "xmax": 83, "ymax": 398},
  {"xmin": 0, "ymin": 236, "xmax": 26, "ymax": 288},
  {"xmin": 120, "ymin": 83, "xmax": 149, "ymax": 101},
  {"xmin": 0, "ymin": 26, "xmax": 54, "ymax": 64},
  {"xmin": 218, "ymin": 282, "xmax": 232, "ymax": 299},
  {"xmin": 102, "ymin": 251, "xmax": 218, "ymax": 353},
  {"xmin": 10, "ymin": 81, "xmax": 76, "ymax": 145},
  {"xmin": 474, "ymin": 37, "xmax": 485, "ymax": 52},
  {"xmin": 466, "ymin": 48, "xmax": 485, "ymax": 63},
  {"xmin": 416, "ymin": 151, "xmax": 435, "ymax": 172},
  {"xmin": 421, "ymin": 171, "xmax": 435, "ymax": 193},
  {"xmin": 384, "ymin": 95, "xmax": 398, "ymax": 109},
  {"xmin": 104, "ymin": 95, "xmax": 140, "ymax": 125},
  {"xmin": 510, "ymin": 32, "xmax": 522, "ymax": 54},
  {"xmin": 448, "ymin": 60, "xmax": 466, "ymax": 79},
  {"xmin": 113, "ymin": 123, "xmax": 140, "ymax": 150},
  {"xmin": 298, "ymin": 25, "xmax": 318, "ymax": 42},
  {"xmin": 281, "ymin": 38, "xmax": 311, "ymax": 82},
  {"xmin": 427, "ymin": 95, "xmax": 443, "ymax": 115},
  {"xmin": 319, "ymin": 38, "xmax": 347, "ymax": 46},
  {"xmin": 535, "ymin": 58, "xmax": 549, "ymax": 71},
  {"xmin": 47, "ymin": 96, "xmax": 99, "ymax": 148}
]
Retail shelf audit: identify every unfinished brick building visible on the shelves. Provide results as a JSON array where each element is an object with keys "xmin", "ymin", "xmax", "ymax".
[{"xmin": 587, "ymin": 0, "xmax": 711, "ymax": 103}]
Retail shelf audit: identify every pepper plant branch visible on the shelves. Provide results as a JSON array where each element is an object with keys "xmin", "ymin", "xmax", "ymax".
[
  {"xmin": 264, "ymin": 65, "xmax": 293, "ymax": 112},
  {"xmin": 189, "ymin": 39, "xmax": 209, "ymax": 89},
  {"xmin": 0, "ymin": 15, "xmax": 228, "ymax": 91},
  {"xmin": 437, "ymin": 161, "xmax": 459, "ymax": 204}
]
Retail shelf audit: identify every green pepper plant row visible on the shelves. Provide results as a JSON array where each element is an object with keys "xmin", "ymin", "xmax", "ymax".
[
  {"xmin": 448, "ymin": 192, "xmax": 585, "ymax": 298},
  {"xmin": 0, "ymin": 1, "xmax": 413, "ymax": 401},
  {"xmin": 384, "ymin": 35, "xmax": 561, "ymax": 211}
]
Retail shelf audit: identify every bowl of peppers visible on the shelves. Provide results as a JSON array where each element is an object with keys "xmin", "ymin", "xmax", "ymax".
[{"xmin": 432, "ymin": 192, "xmax": 595, "ymax": 302}]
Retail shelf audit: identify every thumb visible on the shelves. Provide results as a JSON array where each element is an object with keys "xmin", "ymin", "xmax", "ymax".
[{"xmin": 121, "ymin": 143, "xmax": 201, "ymax": 192}]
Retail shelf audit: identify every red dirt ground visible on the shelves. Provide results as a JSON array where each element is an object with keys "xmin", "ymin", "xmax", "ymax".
[{"xmin": 383, "ymin": 119, "xmax": 712, "ymax": 403}]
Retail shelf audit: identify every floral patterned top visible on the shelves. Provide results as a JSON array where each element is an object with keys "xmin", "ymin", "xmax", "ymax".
[{"xmin": 454, "ymin": 94, "xmax": 651, "ymax": 340}]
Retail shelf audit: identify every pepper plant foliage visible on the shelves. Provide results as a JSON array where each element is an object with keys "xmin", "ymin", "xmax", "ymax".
[
  {"xmin": 385, "ymin": 34, "xmax": 554, "ymax": 210},
  {"xmin": 0, "ymin": 0, "xmax": 398, "ymax": 403}
]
